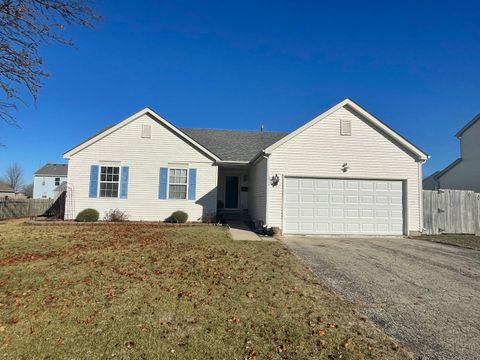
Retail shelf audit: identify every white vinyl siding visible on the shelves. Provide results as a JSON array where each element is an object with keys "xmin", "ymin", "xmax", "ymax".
[
  {"xmin": 268, "ymin": 106, "xmax": 422, "ymax": 235},
  {"xmin": 66, "ymin": 114, "xmax": 217, "ymax": 221},
  {"xmin": 248, "ymin": 157, "xmax": 268, "ymax": 223}
]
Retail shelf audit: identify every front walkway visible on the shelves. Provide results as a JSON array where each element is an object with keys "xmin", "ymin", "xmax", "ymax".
[{"xmin": 227, "ymin": 220, "xmax": 263, "ymax": 241}]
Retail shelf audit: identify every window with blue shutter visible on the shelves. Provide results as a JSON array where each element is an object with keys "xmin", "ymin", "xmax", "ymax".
[
  {"xmin": 89, "ymin": 165, "xmax": 99, "ymax": 198},
  {"xmin": 120, "ymin": 166, "xmax": 129, "ymax": 199},
  {"xmin": 159, "ymin": 168, "xmax": 168, "ymax": 199},
  {"xmin": 188, "ymin": 168, "xmax": 197, "ymax": 200}
]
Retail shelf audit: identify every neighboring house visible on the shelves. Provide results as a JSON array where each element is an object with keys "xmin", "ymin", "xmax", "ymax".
[
  {"xmin": 33, "ymin": 163, "xmax": 68, "ymax": 199},
  {"xmin": 64, "ymin": 98, "xmax": 428, "ymax": 235},
  {"xmin": 0, "ymin": 182, "xmax": 16, "ymax": 199},
  {"xmin": 424, "ymin": 114, "xmax": 480, "ymax": 192}
]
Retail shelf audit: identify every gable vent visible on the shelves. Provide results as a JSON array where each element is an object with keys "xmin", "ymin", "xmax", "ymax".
[
  {"xmin": 142, "ymin": 124, "xmax": 151, "ymax": 138},
  {"xmin": 340, "ymin": 119, "xmax": 351, "ymax": 136}
]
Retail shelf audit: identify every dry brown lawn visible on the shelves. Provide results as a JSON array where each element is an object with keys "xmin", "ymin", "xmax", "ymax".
[
  {"xmin": 0, "ymin": 220, "xmax": 412, "ymax": 359},
  {"xmin": 416, "ymin": 234, "xmax": 480, "ymax": 250}
]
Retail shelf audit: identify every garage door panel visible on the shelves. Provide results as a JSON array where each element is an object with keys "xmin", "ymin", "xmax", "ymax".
[
  {"xmin": 345, "ymin": 209, "xmax": 359, "ymax": 218},
  {"xmin": 316, "ymin": 208, "xmax": 329, "ymax": 217},
  {"xmin": 331, "ymin": 195, "xmax": 344, "ymax": 204},
  {"xmin": 314, "ymin": 179, "xmax": 329, "ymax": 189},
  {"xmin": 346, "ymin": 195, "xmax": 359, "ymax": 204},
  {"xmin": 301, "ymin": 208, "xmax": 314, "ymax": 216},
  {"xmin": 315, "ymin": 223, "xmax": 330, "ymax": 232},
  {"xmin": 284, "ymin": 208, "xmax": 299, "ymax": 217},
  {"xmin": 284, "ymin": 178, "xmax": 403, "ymax": 235},
  {"xmin": 285, "ymin": 193, "xmax": 299, "ymax": 202}
]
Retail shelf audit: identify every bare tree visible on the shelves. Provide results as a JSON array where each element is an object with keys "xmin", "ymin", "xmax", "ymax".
[
  {"xmin": 22, "ymin": 182, "xmax": 33, "ymax": 197},
  {"xmin": 2, "ymin": 162, "xmax": 24, "ymax": 191},
  {"xmin": 0, "ymin": 0, "xmax": 99, "ymax": 124}
]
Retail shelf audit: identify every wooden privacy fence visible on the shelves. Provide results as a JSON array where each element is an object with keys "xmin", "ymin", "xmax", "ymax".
[
  {"xmin": 423, "ymin": 189, "xmax": 480, "ymax": 235},
  {"xmin": 0, "ymin": 198, "xmax": 54, "ymax": 220}
]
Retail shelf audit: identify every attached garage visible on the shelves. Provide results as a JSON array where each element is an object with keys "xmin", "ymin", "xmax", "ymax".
[{"xmin": 283, "ymin": 177, "xmax": 404, "ymax": 235}]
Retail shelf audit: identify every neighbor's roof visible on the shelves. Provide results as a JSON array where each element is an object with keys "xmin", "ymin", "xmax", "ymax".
[
  {"xmin": 456, "ymin": 113, "xmax": 480, "ymax": 138},
  {"xmin": 434, "ymin": 158, "xmax": 462, "ymax": 180},
  {"xmin": 180, "ymin": 128, "xmax": 289, "ymax": 162},
  {"xmin": 34, "ymin": 163, "xmax": 68, "ymax": 176},
  {"xmin": 0, "ymin": 182, "xmax": 14, "ymax": 193}
]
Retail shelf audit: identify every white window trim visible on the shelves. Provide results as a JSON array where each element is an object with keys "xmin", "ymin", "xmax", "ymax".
[
  {"xmin": 167, "ymin": 168, "xmax": 189, "ymax": 200},
  {"xmin": 98, "ymin": 165, "xmax": 121, "ymax": 199}
]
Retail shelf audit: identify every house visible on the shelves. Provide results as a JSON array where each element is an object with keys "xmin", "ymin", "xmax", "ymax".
[
  {"xmin": 64, "ymin": 99, "xmax": 428, "ymax": 235},
  {"xmin": 33, "ymin": 163, "xmax": 68, "ymax": 199},
  {"xmin": 0, "ymin": 182, "xmax": 16, "ymax": 199},
  {"xmin": 424, "ymin": 114, "xmax": 480, "ymax": 192}
]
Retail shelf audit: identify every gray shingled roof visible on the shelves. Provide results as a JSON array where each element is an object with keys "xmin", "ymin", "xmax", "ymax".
[
  {"xmin": 180, "ymin": 128, "xmax": 289, "ymax": 161},
  {"xmin": 0, "ymin": 182, "xmax": 15, "ymax": 193},
  {"xmin": 34, "ymin": 163, "xmax": 68, "ymax": 176}
]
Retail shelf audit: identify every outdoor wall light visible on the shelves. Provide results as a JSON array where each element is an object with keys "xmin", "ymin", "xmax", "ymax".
[
  {"xmin": 270, "ymin": 174, "xmax": 280, "ymax": 186},
  {"xmin": 341, "ymin": 163, "xmax": 349, "ymax": 172}
]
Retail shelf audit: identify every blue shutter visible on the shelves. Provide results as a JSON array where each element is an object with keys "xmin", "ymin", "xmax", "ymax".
[
  {"xmin": 159, "ymin": 168, "xmax": 168, "ymax": 199},
  {"xmin": 89, "ymin": 165, "xmax": 99, "ymax": 198},
  {"xmin": 188, "ymin": 168, "xmax": 197, "ymax": 200},
  {"xmin": 120, "ymin": 166, "xmax": 129, "ymax": 199}
]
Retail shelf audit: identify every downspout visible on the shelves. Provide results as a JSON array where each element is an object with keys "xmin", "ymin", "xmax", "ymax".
[
  {"xmin": 419, "ymin": 157, "xmax": 429, "ymax": 234},
  {"xmin": 263, "ymin": 152, "xmax": 270, "ymax": 227}
]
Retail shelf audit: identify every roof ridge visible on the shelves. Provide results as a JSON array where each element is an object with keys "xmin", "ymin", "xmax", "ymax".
[{"xmin": 179, "ymin": 127, "xmax": 289, "ymax": 134}]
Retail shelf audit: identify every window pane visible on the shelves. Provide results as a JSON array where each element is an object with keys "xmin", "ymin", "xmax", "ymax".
[
  {"xmin": 99, "ymin": 166, "xmax": 120, "ymax": 198},
  {"xmin": 169, "ymin": 185, "xmax": 187, "ymax": 199}
]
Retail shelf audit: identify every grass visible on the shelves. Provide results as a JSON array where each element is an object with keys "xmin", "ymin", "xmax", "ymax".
[
  {"xmin": 0, "ymin": 220, "xmax": 412, "ymax": 359},
  {"xmin": 416, "ymin": 234, "xmax": 480, "ymax": 250}
]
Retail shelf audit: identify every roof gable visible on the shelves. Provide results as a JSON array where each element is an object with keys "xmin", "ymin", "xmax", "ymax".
[
  {"xmin": 456, "ymin": 114, "xmax": 480, "ymax": 138},
  {"xmin": 264, "ymin": 99, "xmax": 428, "ymax": 161},
  {"xmin": 63, "ymin": 108, "xmax": 221, "ymax": 161}
]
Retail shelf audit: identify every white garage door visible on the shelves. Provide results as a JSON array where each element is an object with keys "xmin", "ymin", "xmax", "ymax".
[{"xmin": 283, "ymin": 178, "xmax": 404, "ymax": 235}]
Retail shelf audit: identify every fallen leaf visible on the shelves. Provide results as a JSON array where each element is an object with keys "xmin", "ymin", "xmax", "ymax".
[{"xmin": 1, "ymin": 336, "xmax": 11, "ymax": 349}]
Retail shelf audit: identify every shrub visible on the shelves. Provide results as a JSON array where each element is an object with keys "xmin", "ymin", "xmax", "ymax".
[
  {"xmin": 76, "ymin": 208, "xmax": 99, "ymax": 222},
  {"xmin": 103, "ymin": 209, "xmax": 129, "ymax": 222},
  {"xmin": 169, "ymin": 210, "xmax": 188, "ymax": 223}
]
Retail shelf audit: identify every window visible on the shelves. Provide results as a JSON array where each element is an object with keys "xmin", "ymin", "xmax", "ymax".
[
  {"xmin": 142, "ymin": 124, "xmax": 151, "ymax": 138},
  {"xmin": 99, "ymin": 166, "xmax": 119, "ymax": 198},
  {"xmin": 168, "ymin": 168, "xmax": 187, "ymax": 199},
  {"xmin": 340, "ymin": 119, "xmax": 352, "ymax": 136},
  {"xmin": 55, "ymin": 177, "xmax": 60, "ymax": 186}
]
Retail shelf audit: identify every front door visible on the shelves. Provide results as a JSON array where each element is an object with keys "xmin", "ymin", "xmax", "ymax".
[{"xmin": 225, "ymin": 176, "xmax": 239, "ymax": 209}]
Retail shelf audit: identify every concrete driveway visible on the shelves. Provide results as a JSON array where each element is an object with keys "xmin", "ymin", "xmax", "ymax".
[{"xmin": 282, "ymin": 236, "xmax": 480, "ymax": 360}]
